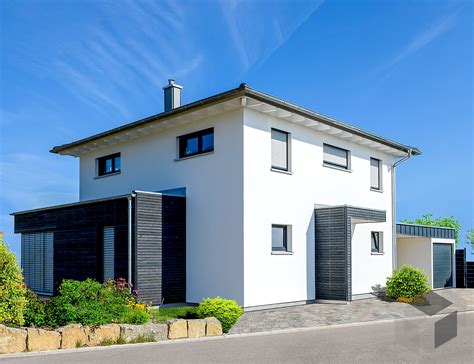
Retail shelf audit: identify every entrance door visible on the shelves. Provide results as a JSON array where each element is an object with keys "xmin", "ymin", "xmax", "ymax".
[{"xmin": 433, "ymin": 243, "xmax": 453, "ymax": 288}]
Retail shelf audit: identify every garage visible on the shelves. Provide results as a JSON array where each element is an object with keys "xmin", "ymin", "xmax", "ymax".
[
  {"xmin": 433, "ymin": 243, "xmax": 453, "ymax": 288},
  {"xmin": 396, "ymin": 223, "xmax": 456, "ymax": 289}
]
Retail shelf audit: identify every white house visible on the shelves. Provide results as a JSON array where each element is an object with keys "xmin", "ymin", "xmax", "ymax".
[{"xmin": 13, "ymin": 81, "xmax": 455, "ymax": 309}]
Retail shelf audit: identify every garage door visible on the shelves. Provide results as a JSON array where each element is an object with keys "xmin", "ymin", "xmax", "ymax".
[{"xmin": 433, "ymin": 243, "xmax": 453, "ymax": 288}]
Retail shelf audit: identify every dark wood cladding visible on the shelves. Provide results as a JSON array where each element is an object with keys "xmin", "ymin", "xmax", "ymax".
[
  {"xmin": 134, "ymin": 192, "xmax": 186, "ymax": 305},
  {"xmin": 314, "ymin": 205, "xmax": 386, "ymax": 301},
  {"xmin": 14, "ymin": 197, "xmax": 129, "ymax": 293},
  {"xmin": 396, "ymin": 223, "xmax": 455, "ymax": 239},
  {"xmin": 455, "ymin": 249, "xmax": 466, "ymax": 288}
]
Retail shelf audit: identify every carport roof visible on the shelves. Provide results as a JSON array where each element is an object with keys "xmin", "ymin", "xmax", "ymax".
[{"xmin": 396, "ymin": 223, "xmax": 455, "ymax": 240}]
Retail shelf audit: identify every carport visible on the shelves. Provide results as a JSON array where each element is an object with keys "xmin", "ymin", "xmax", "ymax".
[{"xmin": 396, "ymin": 223, "xmax": 456, "ymax": 289}]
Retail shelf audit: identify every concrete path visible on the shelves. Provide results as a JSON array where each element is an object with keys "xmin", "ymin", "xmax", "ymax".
[
  {"xmin": 230, "ymin": 288, "xmax": 474, "ymax": 334},
  {"xmin": 2, "ymin": 312, "xmax": 473, "ymax": 363}
]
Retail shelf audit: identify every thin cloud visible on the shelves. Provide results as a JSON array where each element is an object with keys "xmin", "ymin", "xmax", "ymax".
[{"xmin": 381, "ymin": 10, "xmax": 460, "ymax": 72}]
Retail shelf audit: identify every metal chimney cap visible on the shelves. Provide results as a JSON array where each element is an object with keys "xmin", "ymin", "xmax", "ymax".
[{"xmin": 163, "ymin": 79, "xmax": 183, "ymax": 90}]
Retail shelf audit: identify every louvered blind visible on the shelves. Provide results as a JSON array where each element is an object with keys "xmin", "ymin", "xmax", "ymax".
[
  {"xmin": 21, "ymin": 232, "xmax": 54, "ymax": 294},
  {"xmin": 271, "ymin": 129, "xmax": 288, "ymax": 170},
  {"xmin": 103, "ymin": 227, "xmax": 115, "ymax": 282}
]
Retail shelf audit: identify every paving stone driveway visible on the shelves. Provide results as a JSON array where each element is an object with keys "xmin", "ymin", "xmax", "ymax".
[{"xmin": 229, "ymin": 289, "xmax": 474, "ymax": 335}]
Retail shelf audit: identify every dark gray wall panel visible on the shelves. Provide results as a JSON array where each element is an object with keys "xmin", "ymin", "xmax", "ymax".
[
  {"xmin": 455, "ymin": 249, "xmax": 466, "ymax": 288},
  {"xmin": 314, "ymin": 206, "xmax": 386, "ymax": 301}
]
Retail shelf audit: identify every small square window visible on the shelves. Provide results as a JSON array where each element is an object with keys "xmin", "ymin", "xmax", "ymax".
[
  {"xmin": 323, "ymin": 144, "xmax": 350, "ymax": 170},
  {"xmin": 371, "ymin": 231, "xmax": 383, "ymax": 253},
  {"xmin": 97, "ymin": 153, "xmax": 121, "ymax": 176}
]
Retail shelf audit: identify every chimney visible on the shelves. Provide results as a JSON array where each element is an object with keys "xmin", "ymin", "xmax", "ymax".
[{"xmin": 163, "ymin": 79, "xmax": 183, "ymax": 112}]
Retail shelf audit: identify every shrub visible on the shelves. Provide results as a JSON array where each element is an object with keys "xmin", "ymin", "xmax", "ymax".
[
  {"xmin": 386, "ymin": 264, "xmax": 431, "ymax": 300},
  {"xmin": 122, "ymin": 307, "xmax": 150, "ymax": 324},
  {"xmin": 197, "ymin": 297, "xmax": 243, "ymax": 333},
  {"xmin": 0, "ymin": 239, "xmax": 27, "ymax": 326},
  {"xmin": 24, "ymin": 290, "xmax": 47, "ymax": 327},
  {"xmin": 42, "ymin": 278, "xmax": 147, "ymax": 327}
]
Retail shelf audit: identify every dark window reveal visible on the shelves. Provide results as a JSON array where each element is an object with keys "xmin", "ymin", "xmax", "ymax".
[
  {"xmin": 178, "ymin": 128, "xmax": 214, "ymax": 158},
  {"xmin": 97, "ymin": 153, "xmax": 121, "ymax": 176}
]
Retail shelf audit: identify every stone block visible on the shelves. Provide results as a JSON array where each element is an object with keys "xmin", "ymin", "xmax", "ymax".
[
  {"xmin": 0, "ymin": 324, "xmax": 27, "ymax": 354},
  {"xmin": 56, "ymin": 324, "xmax": 89, "ymax": 349},
  {"xmin": 88, "ymin": 324, "xmax": 120, "ymax": 346},
  {"xmin": 205, "ymin": 317, "xmax": 223, "ymax": 336},
  {"xmin": 168, "ymin": 319, "xmax": 188, "ymax": 339},
  {"xmin": 120, "ymin": 323, "xmax": 168, "ymax": 343},
  {"xmin": 27, "ymin": 328, "xmax": 61, "ymax": 352},
  {"xmin": 187, "ymin": 319, "xmax": 206, "ymax": 338}
]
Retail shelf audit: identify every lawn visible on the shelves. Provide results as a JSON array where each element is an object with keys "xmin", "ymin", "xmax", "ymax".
[{"xmin": 150, "ymin": 306, "xmax": 198, "ymax": 323}]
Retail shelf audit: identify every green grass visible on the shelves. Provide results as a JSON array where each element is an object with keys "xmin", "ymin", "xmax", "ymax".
[{"xmin": 150, "ymin": 306, "xmax": 198, "ymax": 323}]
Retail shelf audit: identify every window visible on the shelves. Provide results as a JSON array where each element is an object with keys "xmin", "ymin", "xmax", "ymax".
[
  {"xmin": 97, "ymin": 153, "xmax": 121, "ymax": 176},
  {"xmin": 103, "ymin": 227, "xmax": 115, "ymax": 282},
  {"xmin": 271, "ymin": 128, "xmax": 289, "ymax": 171},
  {"xmin": 371, "ymin": 231, "xmax": 383, "ymax": 253},
  {"xmin": 370, "ymin": 158, "xmax": 382, "ymax": 190},
  {"xmin": 272, "ymin": 225, "xmax": 291, "ymax": 252},
  {"xmin": 178, "ymin": 128, "xmax": 214, "ymax": 158},
  {"xmin": 21, "ymin": 232, "xmax": 54, "ymax": 294},
  {"xmin": 323, "ymin": 144, "xmax": 350, "ymax": 170}
]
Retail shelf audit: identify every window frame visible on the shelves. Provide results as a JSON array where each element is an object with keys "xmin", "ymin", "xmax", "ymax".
[
  {"xmin": 370, "ymin": 157, "xmax": 382, "ymax": 191},
  {"xmin": 272, "ymin": 224, "xmax": 292, "ymax": 253},
  {"xmin": 177, "ymin": 127, "xmax": 214, "ymax": 159},
  {"xmin": 323, "ymin": 143, "xmax": 350, "ymax": 170},
  {"xmin": 97, "ymin": 153, "xmax": 121, "ymax": 177},
  {"xmin": 371, "ymin": 231, "xmax": 384, "ymax": 254},
  {"xmin": 271, "ymin": 128, "xmax": 290, "ymax": 172}
]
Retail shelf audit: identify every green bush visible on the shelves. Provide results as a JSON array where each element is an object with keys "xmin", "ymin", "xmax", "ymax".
[
  {"xmin": 122, "ymin": 307, "xmax": 150, "ymax": 324},
  {"xmin": 197, "ymin": 297, "xmax": 243, "ymax": 333},
  {"xmin": 0, "ymin": 239, "xmax": 27, "ymax": 326},
  {"xmin": 24, "ymin": 290, "xmax": 47, "ymax": 327},
  {"xmin": 386, "ymin": 264, "xmax": 431, "ymax": 299},
  {"xmin": 41, "ymin": 278, "xmax": 148, "ymax": 327}
]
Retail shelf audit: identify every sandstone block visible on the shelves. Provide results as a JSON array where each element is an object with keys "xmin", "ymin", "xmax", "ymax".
[
  {"xmin": 205, "ymin": 317, "xmax": 223, "ymax": 336},
  {"xmin": 27, "ymin": 328, "xmax": 61, "ymax": 352},
  {"xmin": 0, "ymin": 324, "xmax": 27, "ymax": 354},
  {"xmin": 168, "ymin": 319, "xmax": 188, "ymax": 339},
  {"xmin": 187, "ymin": 319, "xmax": 206, "ymax": 338}
]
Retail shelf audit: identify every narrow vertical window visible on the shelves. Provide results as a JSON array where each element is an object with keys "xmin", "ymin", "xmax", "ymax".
[
  {"xmin": 271, "ymin": 129, "xmax": 289, "ymax": 171},
  {"xmin": 103, "ymin": 227, "xmax": 115, "ymax": 282},
  {"xmin": 371, "ymin": 231, "xmax": 383, "ymax": 254},
  {"xmin": 370, "ymin": 158, "xmax": 382, "ymax": 190}
]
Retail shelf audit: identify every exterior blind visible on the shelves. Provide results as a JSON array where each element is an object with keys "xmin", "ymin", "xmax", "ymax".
[
  {"xmin": 21, "ymin": 232, "xmax": 54, "ymax": 294},
  {"xmin": 323, "ymin": 144, "xmax": 349, "ymax": 169},
  {"xmin": 103, "ymin": 227, "xmax": 115, "ymax": 282},
  {"xmin": 370, "ymin": 158, "xmax": 381, "ymax": 190},
  {"xmin": 271, "ymin": 129, "xmax": 288, "ymax": 170}
]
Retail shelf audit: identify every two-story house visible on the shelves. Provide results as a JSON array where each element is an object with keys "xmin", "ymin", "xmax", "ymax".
[{"xmin": 13, "ymin": 81, "xmax": 456, "ymax": 309}]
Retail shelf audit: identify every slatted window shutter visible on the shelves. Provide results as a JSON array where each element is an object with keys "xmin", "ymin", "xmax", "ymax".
[
  {"xmin": 103, "ymin": 227, "xmax": 115, "ymax": 282},
  {"xmin": 21, "ymin": 232, "xmax": 54, "ymax": 294}
]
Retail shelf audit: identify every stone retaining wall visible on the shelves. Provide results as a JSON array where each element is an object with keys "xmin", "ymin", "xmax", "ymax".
[{"xmin": 0, "ymin": 318, "xmax": 223, "ymax": 354}]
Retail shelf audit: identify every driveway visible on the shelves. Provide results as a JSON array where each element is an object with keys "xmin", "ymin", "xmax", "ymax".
[
  {"xmin": 2, "ymin": 313, "xmax": 473, "ymax": 363},
  {"xmin": 230, "ymin": 288, "xmax": 474, "ymax": 334}
]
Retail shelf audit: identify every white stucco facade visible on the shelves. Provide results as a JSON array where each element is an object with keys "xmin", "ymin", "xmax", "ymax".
[{"xmin": 77, "ymin": 101, "xmax": 402, "ymax": 308}]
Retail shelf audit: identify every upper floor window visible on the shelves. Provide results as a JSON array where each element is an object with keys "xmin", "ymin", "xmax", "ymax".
[
  {"xmin": 370, "ymin": 157, "xmax": 382, "ymax": 191},
  {"xmin": 323, "ymin": 143, "xmax": 350, "ymax": 170},
  {"xmin": 97, "ymin": 153, "xmax": 121, "ymax": 176},
  {"xmin": 178, "ymin": 128, "xmax": 214, "ymax": 159},
  {"xmin": 271, "ymin": 128, "xmax": 290, "ymax": 171}
]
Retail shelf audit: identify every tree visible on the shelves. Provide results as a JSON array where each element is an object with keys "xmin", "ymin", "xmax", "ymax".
[
  {"xmin": 0, "ymin": 234, "xmax": 27, "ymax": 326},
  {"xmin": 401, "ymin": 214, "xmax": 462, "ymax": 244}
]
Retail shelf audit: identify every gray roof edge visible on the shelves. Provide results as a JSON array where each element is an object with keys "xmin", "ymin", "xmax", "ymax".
[
  {"xmin": 396, "ymin": 222, "xmax": 455, "ymax": 231},
  {"xmin": 51, "ymin": 83, "xmax": 421, "ymax": 156}
]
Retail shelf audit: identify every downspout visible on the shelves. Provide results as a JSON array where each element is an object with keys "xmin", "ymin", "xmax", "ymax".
[
  {"xmin": 127, "ymin": 193, "xmax": 136, "ymax": 288},
  {"xmin": 391, "ymin": 149, "xmax": 413, "ymax": 270}
]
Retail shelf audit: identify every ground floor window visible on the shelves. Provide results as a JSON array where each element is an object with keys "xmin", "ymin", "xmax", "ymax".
[
  {"xmin": 103, "ymin": 226, "xmax": 115, "ymax": 281},
  {"xmin": 21, "ymin": 232, "xmax": 54, "ymax": 294},
  {"xmin": 371, "ymin": 231, "xmax": 383, "ymax": 254},
  {"xmin": 272, "ymin": 224, "xmax": 292, "ymax": 252}
]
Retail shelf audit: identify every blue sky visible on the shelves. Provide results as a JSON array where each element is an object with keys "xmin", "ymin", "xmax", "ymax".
[{"xmin": 1, "ymin": 0, "xmax": 472, "ymax": 260}]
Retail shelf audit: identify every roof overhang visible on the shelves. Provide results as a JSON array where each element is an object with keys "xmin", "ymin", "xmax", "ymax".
[
  {"xmin": 396, "ymin": 223, "xmax": 455, "ymax": 240},
  {"xmin": 51, "ymin": 84, "xmax": 421, "ymax": 158}
]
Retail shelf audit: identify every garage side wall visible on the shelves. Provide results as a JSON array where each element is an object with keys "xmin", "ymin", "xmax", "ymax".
[{"xmin": 397, "ymin": 237, "xmax": 432, "ymax": 285}]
